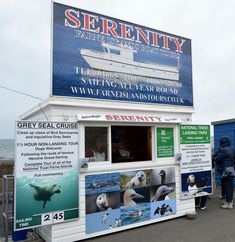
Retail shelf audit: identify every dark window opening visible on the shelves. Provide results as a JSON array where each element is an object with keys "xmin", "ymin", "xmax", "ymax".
[
  {"xmin": 111, "ymin": 126, "xmax": 152, "ymax": 163},
  {"xmin": 104, "ymin": 47, "xmax": 109, "ymax": 53},
  {"xmin": 85, "ymin": 127, "xmax": 108, "ymax": 162},
  {"xmin": 110, "ymin": 49, "xmax": 121, "ymax": 55}
]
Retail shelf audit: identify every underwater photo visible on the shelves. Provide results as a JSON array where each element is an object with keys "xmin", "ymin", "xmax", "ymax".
[{"xmin": 15, "ymin": 170, "xmax": 78, "ymax": 219}]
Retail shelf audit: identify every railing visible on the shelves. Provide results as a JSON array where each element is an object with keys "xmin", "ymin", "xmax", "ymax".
[
  {"xmin": 1, "ymin": 174, "xmax": 14, "ymax": 242},
  {"xmin": 1, "ymin": 175, "xmax": 43, "ymax": 242}
]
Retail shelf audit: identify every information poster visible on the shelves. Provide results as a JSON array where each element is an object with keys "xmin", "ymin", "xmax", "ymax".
[
  {"xmin": 157, "ymin": 128, "xmax": 174, "ymax": 158},
  {"xmin": 14, "ymin": 121, "xmax": 79, "ymax": 230},
  {"xmin": 180, "ymin": 125, "xmax": 212, "ymax": 199}
]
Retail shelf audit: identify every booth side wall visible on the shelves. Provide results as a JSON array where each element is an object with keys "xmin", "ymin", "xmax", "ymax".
[{"xmin": 213, "ymin": 121, "xmax": 235, "ymax": 186}]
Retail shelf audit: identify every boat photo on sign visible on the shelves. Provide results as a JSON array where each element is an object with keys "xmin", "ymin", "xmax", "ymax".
[{"xmin": 52, "ymin": 3, "xmax": 193, "ymax": 106}]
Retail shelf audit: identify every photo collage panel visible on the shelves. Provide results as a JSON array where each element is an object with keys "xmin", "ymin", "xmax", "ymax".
[{"xmin": 85, "ymin": 167, "xmax": 176, "ymax": 234}]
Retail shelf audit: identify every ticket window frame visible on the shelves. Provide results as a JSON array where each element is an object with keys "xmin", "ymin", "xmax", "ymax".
[
  {"xmin": 82, "ymin": 123, "xmax": 178, "ymax": 168},
  {"xmin": 83, "ymin": 123, "xmax": 112, "ymax": 167}
]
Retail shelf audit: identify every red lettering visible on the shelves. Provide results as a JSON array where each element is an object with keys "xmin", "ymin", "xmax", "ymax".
[
  {"xmin": 63, "ymin": 8, "xmax": 186, "ymax": 54},
  {"xmin": 105, "ymin": 115, "xmax": 161, "ymax": 122},
  {"xmin": 82, "ymin": 13, "xmax": 100, "ymax": 33},
  {"xmin": 120, "ymin": 23, "xmax": 134, "ymax": 41},
  {"xmin": 120, "ymin": 116, "xmax": 130, "ymax": 121},
  {"xmin": 160, "ymin": 35, "xmax": 173, "ymax": 50},
  {"xmin": 64, "ymin": 9, "xmax": 81, "ymax": 28},
  {"xmin": 119, "ymin": 116, "xmax": 136, "ymax": 121},
  {"xmin": 151, "ymin": 32, "xmax": 160, "ymax": 47},
  {"xmin": 136, "ymin": 116, "xmax": 145, "ymax": 121},
  {"xmin": 128, "ymin": 116, "xmax": 135, "ymax": 121},
  {"xmin": 154, "ymin": 116, "xmax": 161, "ymax": 122},
  {"xmin": 173, "ymin": 38, "xmax": 185, "ymax": 53},
  {"xmin": 113, "ymin": 115, "xmax": 121, "ymax": 120},
  {"xmin": 100, "ymin": 18, "xmax": 118, "ymax": 37},
  {"xmin": 136, "ymin": 27, "xmax": 150, "ymax": 45},
  {"xmin": 105, "ymin": 115, "xmax": 113, "ymax": 120}
]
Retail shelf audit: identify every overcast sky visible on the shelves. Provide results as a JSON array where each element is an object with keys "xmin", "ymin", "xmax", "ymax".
[{"xmin": 1, "ymin": 0, "xmax": 235, "ymax": 139}]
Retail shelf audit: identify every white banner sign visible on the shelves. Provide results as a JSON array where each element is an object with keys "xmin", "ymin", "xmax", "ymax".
[
  {"xmin": 77, "ymin": 114, "xmax": 181, "ymax": 123},
  {"xmin": 180, "ymin": 144, "xmax": 211, "ymax": 174}
]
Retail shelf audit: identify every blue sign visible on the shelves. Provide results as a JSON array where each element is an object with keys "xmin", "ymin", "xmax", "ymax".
[{"xmin": 52, "ymin": 3, "xmax": 193, "ymax": 106}]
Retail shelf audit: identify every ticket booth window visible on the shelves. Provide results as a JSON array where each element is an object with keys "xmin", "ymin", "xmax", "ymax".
[
  {"xmin": 111, "ymin": 126, "xmax": 152, "ymax": 163},
  {"xmin": 85, "ymin": 127, "xmax": 108, "ymax": 162}
]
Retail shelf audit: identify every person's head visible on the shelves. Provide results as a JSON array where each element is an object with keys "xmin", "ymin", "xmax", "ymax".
[
  {"xmin": 219, "ymin": 136, "xmax": 231, "ymax": 148},
  {"xmin": 95, "ymin": 137, "xmax": 105, "ymax": 152}
]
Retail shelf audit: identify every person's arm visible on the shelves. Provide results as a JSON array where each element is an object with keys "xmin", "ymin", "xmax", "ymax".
[
  {"xmin": 215, "ymin": 148, "xmax": 224, "ymax": 173},
  {"xmin": 233, "ymin": 149, "xmax": 235, "ymax": 168}
]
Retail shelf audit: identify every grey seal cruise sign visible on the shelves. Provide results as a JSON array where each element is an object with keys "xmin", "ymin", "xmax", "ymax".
[
  {"xmin": 52, "ymin": 2, "xmax": 193, "ymax": 106},
  {"xmin": 14, "ymin": 121, "xmax": 79, "ymax": 230}
]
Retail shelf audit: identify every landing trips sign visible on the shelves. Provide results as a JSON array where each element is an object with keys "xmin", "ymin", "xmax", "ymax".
[
  {"xmin": 14, "ymin": 121, "xmax": 79, "ymax": 230},
  {"xmin": 52, "ymin": 3, "xmax": 193, "ymax": 106},
  {"xmin": 179, "ymin": 125, "xmax": 212, "ymax": 199}
]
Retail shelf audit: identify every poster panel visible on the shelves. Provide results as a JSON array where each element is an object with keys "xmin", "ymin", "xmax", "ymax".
[
  {"xmin": 85, "ymin": 172, "xmax": 121, "ymax": 233},
  {"xmin": 52, "ymin": 3, "xmax": 193, "ymax": 107},
  {"xmin": 85, "ymin": 167, "xmax": 176, "ymax": 234},
  {"xmin": 14, "ymin": 121, "xmax": 79, "ymax": 230},
  {"xmin": 180, "ymin": 125, "xmax": 212, "ymax": 199},
  {"xmin": 156, "ymin": 128, "xmax": 174, "ymax": 158},
  {"xmin": 120, "ymin": 170, "xmax": 151, "ymax": 227},
  {"xmin": 150, "ymin": 167, "xmax": 176, "ymax": 219}
]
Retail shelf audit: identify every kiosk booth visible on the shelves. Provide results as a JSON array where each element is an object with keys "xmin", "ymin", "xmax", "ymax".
[
  {"xmin": 18, "ymin": 97, "xmax": 195, "ymax": 241},
  {"xmin": 13, "ymin": 2, "xmax": 213, "ymax": 242}
]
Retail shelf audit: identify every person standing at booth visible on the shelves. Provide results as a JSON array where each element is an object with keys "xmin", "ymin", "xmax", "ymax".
[
  {"xmin": 195, "ymin": 196, "xmax": 207, "ymax": 210},
  {"xmin": 214, "ymin": 147, "xmax": 226, "ymax": 200},
  {"xmin": 215, "ymin": 136, "xmax": 235, "ymax": 209},
  {"xmin": 86, "ymin": 136, "xmax": 106, "ymax": 162}
]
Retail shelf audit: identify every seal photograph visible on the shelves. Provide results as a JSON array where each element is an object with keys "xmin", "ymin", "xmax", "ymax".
[{"xmin": 29, "ymin": 183, "xmax": 61, "ymax": 209}]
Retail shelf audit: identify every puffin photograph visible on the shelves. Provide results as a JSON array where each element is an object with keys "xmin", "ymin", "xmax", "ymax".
[{"xmin": 186, "ymin": 174, "xmax": 209, "ymax": 195}]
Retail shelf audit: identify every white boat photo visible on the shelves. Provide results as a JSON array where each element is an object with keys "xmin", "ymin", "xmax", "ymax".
[{"xmin": 80, "ymin": 43, "xmax": 179, "ymax": 81}]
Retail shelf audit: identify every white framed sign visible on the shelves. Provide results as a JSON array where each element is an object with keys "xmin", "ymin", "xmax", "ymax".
[
  {"xmin": 180, "ymin": 125, "xmax": 212, "ymax": 199},
  {"xmin": 14, "ymin": 121, "xmax": 79, "ymax": 230}
]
